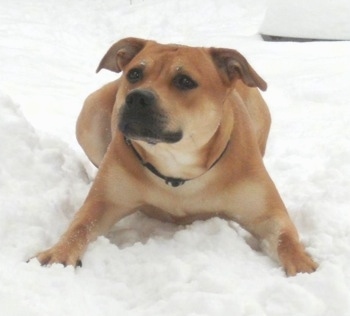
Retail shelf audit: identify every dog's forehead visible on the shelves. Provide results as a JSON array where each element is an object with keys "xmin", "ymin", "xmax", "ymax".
[{"xmin": 133, "ymin": 43, "xmax": 212, "ymax": 73}]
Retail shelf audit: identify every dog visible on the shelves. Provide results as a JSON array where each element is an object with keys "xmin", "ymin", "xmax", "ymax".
[{"xmin": 34, "ymin": 37, "xmax": 317, "ymax": 276}]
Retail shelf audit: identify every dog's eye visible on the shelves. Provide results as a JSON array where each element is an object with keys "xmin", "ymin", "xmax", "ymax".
[
  {"xmin": 127, "ymin": 68, "xmax": 143, "ymax": 83},
  {"xmin": 173, "ymin": 74, "xmax": 198, "ymax": 90}
]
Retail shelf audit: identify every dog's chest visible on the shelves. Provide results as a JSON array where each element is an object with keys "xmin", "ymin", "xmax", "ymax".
[
  {"xmin": 139, "ymin": 176, "xmax": 267, "ymax": 225},
  {"xmin": 139, "ymin": 180, "xmax": 224, "ymax": 223}
]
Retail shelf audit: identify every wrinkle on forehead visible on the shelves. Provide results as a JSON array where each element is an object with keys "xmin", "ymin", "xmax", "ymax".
[{"xmin": 133, "ymin": 46, "xmax": 212, "ymax": 78}]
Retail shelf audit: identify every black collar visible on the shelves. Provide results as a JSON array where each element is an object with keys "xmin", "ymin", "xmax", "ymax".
[{"xmin": 125, "ymin": 137, "xmax": 228, "ymax": 187}]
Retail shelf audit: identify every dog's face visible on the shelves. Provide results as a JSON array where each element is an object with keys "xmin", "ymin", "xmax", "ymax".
[
  {"xmin": 115, "ymin": 43, "xmax": 230, "ymax": 148},
  {"xmin": 97, "ymin": 38, "xmax": 266, "ymax": 149}
]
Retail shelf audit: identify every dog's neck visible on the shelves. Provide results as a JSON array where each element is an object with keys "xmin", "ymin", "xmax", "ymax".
[
  {"xmin": 125, "ymin": 137, "xmax": 229, "ymax": 187},
  {"xmin": 126, "ymin": 112, "xmax": 233, "ymax": 187}
]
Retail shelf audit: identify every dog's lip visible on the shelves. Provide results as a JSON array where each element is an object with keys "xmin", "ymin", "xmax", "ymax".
[
  {"xmin": 124, "ymin": 131, "xmax": 183, "ymax": 145},
  {"xmin": 120, "ymin": 123, "xmax": 183, "ymax": 145},
  {"xmin": 127, "ymin": 135, "xmax": 160, "ymax": 145},
  {"xmin": 120, "ymin": 123, "xmax": 158, "ymax": 143}
]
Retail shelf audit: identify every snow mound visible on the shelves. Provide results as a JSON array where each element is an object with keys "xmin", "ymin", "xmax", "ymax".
[
  {"xmin": 0, "ymin": 94, "xmax": 90, "ymax": 263},
  {"xmin": 260, "ymin": 0, "xmax": 350, "ymax": 40}
]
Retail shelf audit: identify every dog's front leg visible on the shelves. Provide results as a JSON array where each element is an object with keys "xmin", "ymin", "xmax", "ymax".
[
  {"xmin": 229, "ymin": 180, "xmax": 318, "ymax": 276},
  {"xmin": 245, "ymin": 213, "xmax": 318, "ymax": 276},
  {"xmin": 34, "ymin": 198, "xmax": 128, "ymax": 267},
  {"xmin": 34, "ymin": 157, "xmax": 137, "ymax": 267}
]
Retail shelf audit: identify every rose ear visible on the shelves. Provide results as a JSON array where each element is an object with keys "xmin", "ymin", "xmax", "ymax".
[
  {"xmin": 210, "ymin": 48, "xmax": 267, "ymax": 91},
  {"xmin": 96, "ymin": 37, "xmax": 148, "ymax": 73}
]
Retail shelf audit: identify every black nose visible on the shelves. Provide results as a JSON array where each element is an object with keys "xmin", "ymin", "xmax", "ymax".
[{"xmin": 126, "ymin": 90, "xmax": 156, "ymax": 108}]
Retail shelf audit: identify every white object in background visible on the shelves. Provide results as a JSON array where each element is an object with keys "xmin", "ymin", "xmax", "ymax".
[{"xmin": 260, "ymin": 0, "xmax": 350, "ymax": 40}]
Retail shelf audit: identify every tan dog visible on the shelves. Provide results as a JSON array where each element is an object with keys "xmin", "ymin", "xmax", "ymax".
[{"xmin": 34, "ymin": 37, "xmax": 317, "ymax": 276}]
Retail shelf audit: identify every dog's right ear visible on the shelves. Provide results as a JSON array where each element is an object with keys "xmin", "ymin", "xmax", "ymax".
[{"xmin": 96, "ymin": 37, "xmax": 147, "ymax": 73}]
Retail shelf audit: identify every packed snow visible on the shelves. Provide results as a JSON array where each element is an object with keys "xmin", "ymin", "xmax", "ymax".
[{"xmin": 1, "ymin": 0, "xmax": 350, "ymax": 315}]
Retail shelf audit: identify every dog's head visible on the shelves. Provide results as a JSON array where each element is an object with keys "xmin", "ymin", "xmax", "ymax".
[{"xmin": 96, "ymin": 37, "xmax": 266, "ymax": 148}]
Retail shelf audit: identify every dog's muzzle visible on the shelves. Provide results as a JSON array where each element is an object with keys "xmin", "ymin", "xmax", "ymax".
[{"xmin": 118, "ymin": 89, "xmax": 182, "ymax": 144}]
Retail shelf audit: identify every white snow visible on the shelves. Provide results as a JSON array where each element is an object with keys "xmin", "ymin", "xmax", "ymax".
[{"xmin": 1, "ymin": 0, "xmax": 350, "ymax": 315}]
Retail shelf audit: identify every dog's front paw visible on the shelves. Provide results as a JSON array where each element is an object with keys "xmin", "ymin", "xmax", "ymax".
[
  {"xmin": 33, "ymin": 245, "xmax": 83, "ymax": 268},
  {"xmin": 278, "ymin": 233, "xmax": 318, "ymax": 276},
  {"xmin": 280, "ymin": 249, "xmax": 317, "ymax": 276}
]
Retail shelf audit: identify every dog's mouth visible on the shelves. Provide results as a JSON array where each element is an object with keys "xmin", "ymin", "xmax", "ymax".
[
  {"xmin": 119, "ymin": 122, "xmax": 183, "ymax": 145},
  {"xmin": 118, "ymin": 89, "xmax": 183, "ymax": 145}
]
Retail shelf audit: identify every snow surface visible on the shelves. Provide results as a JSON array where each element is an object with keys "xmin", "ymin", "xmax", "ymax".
[{"xmin": 1, "ymin": 0, "xmax": 350, "ymax": 315}]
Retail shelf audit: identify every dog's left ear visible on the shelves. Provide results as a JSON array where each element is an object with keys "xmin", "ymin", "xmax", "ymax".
[
  {"xmin": 210, "ymin": 48, "xmax": 267, "ymax": 91},
  {"xmin": 96, "ymin": 37, "xmax": 148, "ymax": 73}
]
